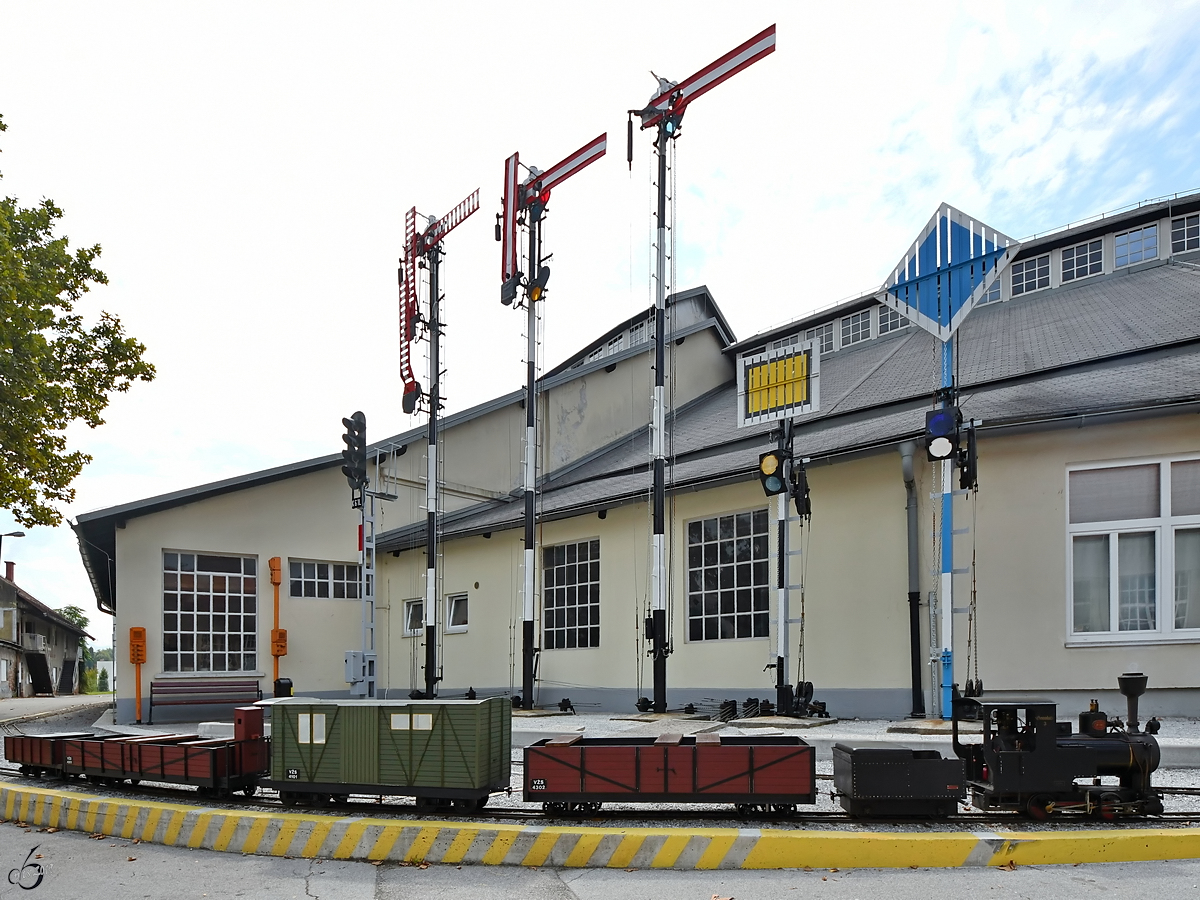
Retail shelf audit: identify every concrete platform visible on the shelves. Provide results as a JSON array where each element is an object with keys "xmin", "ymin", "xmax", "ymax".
[
  {"xmin": 3, "ymin": 780, "xmax": 1199, "ymax": 869},
  {"xmin": 0, "ymin": 694, "xmax": 111, "ymax": 727}
]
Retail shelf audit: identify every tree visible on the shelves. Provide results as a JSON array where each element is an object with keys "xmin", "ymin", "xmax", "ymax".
[
  {"xmin": 0, "ymin": 114, "xmax": 156, "ymax": 527},
  {"xmin": 98, "ymin": 668, "xmax": 109, "ymax": 692},
  {"xmin": 58, "ymin": 603, "xmax": 95, "ymax": 678},
  {"xmin": 94, "ymin": 647, "xmax": 113, "ymax": 662}
]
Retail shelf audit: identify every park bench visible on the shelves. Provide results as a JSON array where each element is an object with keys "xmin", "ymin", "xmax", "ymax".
[{"xmin": 148, "ymin": 678, "xmax": 262, "ymax": 724}]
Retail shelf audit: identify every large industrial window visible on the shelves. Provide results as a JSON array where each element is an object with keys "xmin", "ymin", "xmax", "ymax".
[
  {"xmin": 877, "ymin": 304, "xmax": 909, "ymax": 335},
  {"xmin": 805, "ymin": 322, "xmax": 834, "ymax": 354},
  {"xmin": 288, "ymin": 559, "xmax": 361, "ymax": 599},
  {"xmin": 1062, "ymin": 239, "xmax": 1103, "ymax": 282},
  {"xmin": 840, "ymin": 310, "xmax": 871, "ymax": 347},
  {"xmin": 543, "ymin": 539, "xmax": 600, "ymax": 650},
  {"xmin": 1011, "ymin": 254, "xmax": 1050, "ymax": 296},
  {"xmin": 1067, "ymin": 458, "xmax": 1200, "ymax": 643},
  {"xmin": 162, "ymin": 552, "xmax": 258, "ymax": 673},
  {"xmin": 1173, "ymin": 215, "xmax": 1199, "ymax": 253},
  {"xmin": 687, "ymin": 509, "xmax": 770, "ymax": 642},
  {"xmin": 1115, "ymin": 224, "xmax": 1157, "ymax": 268}
]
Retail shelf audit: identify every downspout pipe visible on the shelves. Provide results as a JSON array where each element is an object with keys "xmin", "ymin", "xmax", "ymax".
[{"xmin": 900, "ymin": 441, "xmax": 926, "ymax": 718}]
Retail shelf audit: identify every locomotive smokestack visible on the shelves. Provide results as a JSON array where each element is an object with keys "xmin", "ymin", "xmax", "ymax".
[{"xmin": 1118, "ymin": 672, "xmax": 1148, "ymax": 733}]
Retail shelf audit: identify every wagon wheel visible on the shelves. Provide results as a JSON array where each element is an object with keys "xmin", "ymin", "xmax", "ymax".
[
  {"xmin": 735, "ymin": 804, "xmax": 754, "ymax": 817},
  {"xmin": 128, "ymin": 779, "xmax": 141, "ymax": 787},
  {"xmin": 329, "ymin": 794, "xmax": 349, "ymax": 805},
  {"xmin": 582, "ymin": 802, "xmax": 602, "ymax": 814},
  {"xmin": 240, "ymin": 784, "xmax": 259, "ymax": 799},
  {"xmin": 196, "ymin": 786, "xmax": 211, "ymax": 799},
  {"xmin": 771, "ymin": 804, "xmax": 797, "ymax": 817},
  {"xmin": 279, "ymin": 791, "xmax": 300, "ymax": 808},
  {"xmin": 472, "ymin": 795, "xmax": 490, "ymax": 812},
  {"xmin": 543, "ymin": 802, "xmax": 567, "ymax": 816},
  {"xmin": 1024, "ymin": 795, "xmax": 1055, "ymax": 820}
]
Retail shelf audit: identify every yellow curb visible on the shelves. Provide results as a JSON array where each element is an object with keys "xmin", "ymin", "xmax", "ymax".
[{"xmin": 3, "ymin": 782, "xmax": 1199, "ymax": 869}]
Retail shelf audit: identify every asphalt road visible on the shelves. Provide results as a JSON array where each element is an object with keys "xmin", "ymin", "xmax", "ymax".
[{"xmin": 3, "ymin": 824, "xmax": 1200, "ymax": 900}]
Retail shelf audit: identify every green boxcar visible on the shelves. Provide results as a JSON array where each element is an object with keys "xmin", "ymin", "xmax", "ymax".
[{"xmin": 266, "ymin": 697, "xmax": 511, "ymax": 808}]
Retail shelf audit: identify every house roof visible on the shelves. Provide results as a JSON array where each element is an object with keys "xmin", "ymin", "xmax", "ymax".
[
  {"xmin": 377, "ymin": 258, "xmax": 1200, "ymax": 551},
  {"xmin": 0, "ymin": 575, "xmax": 93, "ymax": 640}
]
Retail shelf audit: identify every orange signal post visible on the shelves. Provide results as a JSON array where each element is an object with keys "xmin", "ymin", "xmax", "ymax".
[
  {"xmin": 269, "ymin": 557, "xmax": 285, "ymax": 682},
  {"xmin": 129, "ymin": 627, "xmax": 147, "ymax": 723}
]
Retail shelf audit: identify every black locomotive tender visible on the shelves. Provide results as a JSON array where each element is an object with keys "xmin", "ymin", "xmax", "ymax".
[{"xmin": 4, "ymin": 673, "xmax": 1167, "ymax": 821}]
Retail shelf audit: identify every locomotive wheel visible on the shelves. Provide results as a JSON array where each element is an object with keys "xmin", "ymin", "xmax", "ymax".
[
  {"xmin": 1025, "ymin": 795, "xmax": 1055, "ymax": 820},
  {"xmin": 1098, "ymin": 792, "xmax": 1121, "ymax": 822}
]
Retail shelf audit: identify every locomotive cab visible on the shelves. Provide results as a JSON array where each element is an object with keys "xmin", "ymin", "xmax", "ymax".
[{"xmin": 952, "ymin": 678, "xmax": 1163, "ymax": 818}]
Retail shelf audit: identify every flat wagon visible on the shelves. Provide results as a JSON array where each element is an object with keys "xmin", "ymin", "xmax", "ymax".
[
  {"xmin": 524, "ymin": 732, "xmax": 817, "ymax": 814},
  {"xmin": 260, "ymin": 697, "xmax": 511, "ymax": 809}
]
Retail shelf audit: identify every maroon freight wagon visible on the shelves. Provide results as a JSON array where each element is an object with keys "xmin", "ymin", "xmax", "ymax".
[
  {"xmin": 7, "ymin": 706, "xmax": 269, "ymax": 799},
  {"xmin": 5, "ymin": 732, "xmax": 93, "ymax": 777},
  {"xmin": 524, "ymin": 732, "xmax": 816, "ymax": 814}
]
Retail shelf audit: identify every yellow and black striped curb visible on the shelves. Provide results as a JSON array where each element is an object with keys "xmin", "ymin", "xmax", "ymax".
[{"xmin": 4, "ymin": 784, "xmax": 1200, "ymax": 868}]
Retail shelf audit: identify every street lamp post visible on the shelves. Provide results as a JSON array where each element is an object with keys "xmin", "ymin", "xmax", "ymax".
[{"xmin": 1, "ymin": 531, "xmax": 25, "ymax": 572}]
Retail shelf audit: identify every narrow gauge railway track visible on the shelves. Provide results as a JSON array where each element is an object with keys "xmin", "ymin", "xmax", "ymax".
[{"xmin": 4, "ymin": 769, "xmax": 1198, "ymax": 826}]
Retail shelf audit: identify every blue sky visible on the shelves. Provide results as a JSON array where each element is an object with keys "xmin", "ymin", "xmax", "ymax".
[{"xmin": 2, "ymin": 1, "xmax": 1200, "ymax": 637}]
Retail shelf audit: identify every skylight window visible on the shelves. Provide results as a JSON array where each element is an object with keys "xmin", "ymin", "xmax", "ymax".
[
  {"xmin": 877, "ymin": 304, "xmax": 909, "ymax": 334},
  {"xmin": 840, "ymin": 309, "xmax": 870, "ymax": 347},
  {"xmin": 805, "ymin": 322, "xmax": 834, "ymax": 354},
  {"xmin": 1012, "ymin": 254, "xmax": 1050, "ymax": 296},
  {"xmin": 1173, "ymin": 215, "xmax": 1199, "ymax": 253},
  {"xmin": 1115, "ymin": 224, "xmax": 1157, "ymax": 267},
  {"xmin": 1062, "ymin": 240, "xmax": 1103, "ymax": 282}
]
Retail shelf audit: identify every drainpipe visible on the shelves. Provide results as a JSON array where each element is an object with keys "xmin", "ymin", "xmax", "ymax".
[{"xmin": 899, "ymin": 441, "xmax": 926, "ymax": 718}]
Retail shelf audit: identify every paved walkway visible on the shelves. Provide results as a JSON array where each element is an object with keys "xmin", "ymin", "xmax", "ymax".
[{"xmin": 0, "ymin": 693, "xmax": 112, "ymax": 726}]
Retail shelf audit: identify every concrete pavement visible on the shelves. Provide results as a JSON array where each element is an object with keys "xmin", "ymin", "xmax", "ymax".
[{"xmin": 0, "ymin": 693, "xmax": 111, "ymax": 727}]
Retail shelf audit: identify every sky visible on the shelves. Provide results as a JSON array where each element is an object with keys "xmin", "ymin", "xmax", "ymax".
[{"xmin": 2, "ymin": 1, "xmax": 1200, "ymax": 637}]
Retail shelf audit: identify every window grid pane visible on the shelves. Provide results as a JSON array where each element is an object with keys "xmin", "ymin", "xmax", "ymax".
[
  {"xmin": 289, "ymin": 559, "xmax": 360, "ymax": 599},
  {"xmin": 687, "ymin": 510, "xmax": 769, "ymax": 642},
  {"xmin": 804, "ymin": 323, "xmax": 834, "ymax": 354},
  {"xmin": 1118, "ymin": 532, "xmax": 1156, "ymax": 631},
  {"xmin": 163, "ymin": 551, "xmax": 257, "ymax": 673},
  {"xmin": 543, "ymin": 539, "xmax": 601, "ymax": 650},
  {"xmin": 1062, "ymin": 240, "xmax": 1103, "ymax": 282},
  {"xmin": 1011, "ymin": 254, "xmax": 1050, "ymax": 296},
  {"xmin": 840, "ymin": 310, "xmax": 870, "ymax": 346},
  {"xmin": 1171, "ymin": 215, "xmax": 1199, "ymax": 253},
  {"xmin": 878, "ymin": 304, "xmax": 909, "ymax": 334},
  {"xmin": 1115, "ymin": 224, "xmax": 1157, "ymax": 267}
]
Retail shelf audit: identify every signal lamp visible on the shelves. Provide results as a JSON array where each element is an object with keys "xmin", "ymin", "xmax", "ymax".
[
  {"xmin": 791, "ymin": 464, "xmax": 811, "ymax": 518},
  {"xmin": 758, "ymin": 450, "xmax": 788, "ymax": 496},
  {"xmin": 924, "ymin": 406, "xmax": 960, "ymax": 462},
  {"xmin": 402, "ymin": 382, "xmax": 422, "ymax": 415},
  {"xmin": 529, "ymin": 265, "xmax": 551, "ymax": 303},
  {"xmin": 501, "ymin": 274, "xmax": 521, "ymax": 306},
  {"xmin": 341, "ymin": 410, "xmax": 368, "ymax": 489},
  {"xmin": 959, "ymin": 425, "xmax": 978, "ymax": 490}
]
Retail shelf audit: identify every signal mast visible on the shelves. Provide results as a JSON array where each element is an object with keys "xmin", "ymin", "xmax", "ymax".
[
  {"xmin": 628, "ymin": 25, "xmax": 776, "ymax": 713},
  {"xmin": 497, "ymin": 134, "xmax": 607, "ymax": 710},
  {"xmin": 399, "ymin": 189, "xmax": 480, "ymax": 698}
]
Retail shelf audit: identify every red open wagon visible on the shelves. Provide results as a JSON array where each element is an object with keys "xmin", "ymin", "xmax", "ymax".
[{"xmin": 524, "ymin": 732, "xmax": 816, "ymax": 814}]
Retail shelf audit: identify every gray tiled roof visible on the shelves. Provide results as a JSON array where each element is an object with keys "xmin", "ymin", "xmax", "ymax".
[{"xmin": 378, "ymin": 260, "xmax": 1200, "ymax": 551}]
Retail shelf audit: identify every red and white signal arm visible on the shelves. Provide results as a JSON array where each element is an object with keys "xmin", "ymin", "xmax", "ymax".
[
  {"xmin": 501, "ymin": 152, "xmax": 520, "ymax": 282},
  {"xmin": 639, "ymin": 24, "xmax": 776, "ymax": 130},
  {"xmin": 736, "ymin": 339, "xmax": 820, "ymax": 428}
]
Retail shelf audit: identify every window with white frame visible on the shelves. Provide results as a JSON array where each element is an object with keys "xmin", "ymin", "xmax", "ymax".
[
  {"xmin": 162, "ymin": 551, "xmax": 258, "ymax": 673},
  {"xmin": 840, "ymin": 309, "xmax": 871, "ymax": 347},
  {"xmin": 1062, "ymin": 239, "xmax": 1103, "ymax": 282},
  {"xmin": 297, "ymin": 712, "xmax": 326, "ymax": 744},
  {"xmin": 1067, "ymin": 458, "xmax": 1200, "ymax": 641},
  {"xmin": 687, "ymin": 509, "xmax": 769, "ymax": 641},
  {"xmin": 771, "ymin": 333, "xmax": 799, "ymax": 351},
  {"xmin": 607, "ymin": 334, "xmax": 625, "ymax": 356},
  {"xmin": 805, "ymin": 322, "xmax": 834, "ymax": 354},
  {"xmin": 1011, "ymin": 254, "xmax": 1050, "ymax": 296},
  {"xmin": 587, "ymin": 346, "xmax": 604, "ymax": 362},
  {"xmin": 630, "ymin": 319, "xmax": 648, "ymax": 346},
  {"xmin": 288, "ymin": 560, "xmax": 361, "ymax": 599},
  {"xmin": 445, "ymin": 593, "xmax": 468, "ymax": 633},
  {"xmin": 1115, "ymin": 224, "xmax": 1158, "ymax": 267},
  {"xmin": 403, "ymin": 599, "xmax": 423, "ymax": 636},
  {"xmin": 543, "ymin": 539, "xmax": 600, "ymax": 649},
  {"xmin": 1173, "ymin": 215, "xmax": 1199, "ymax": 253},
  {"xmin": 878, "ymin": 304, "xmax": 909, "ymax": 334},
  {"xmin": 979, "ymin": 280, "xmax": 1002, "ymax": 304}
]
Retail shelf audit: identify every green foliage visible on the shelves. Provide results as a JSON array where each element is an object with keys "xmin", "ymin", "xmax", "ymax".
[
  {"xmin": 94, "ymin": 646, "xmax": 113, "ymax": 661},
  {"xmin": 0, "ymin": 113, "xmax": 156, "ymax": 526},
  {"xmin": 81, "ymin": 667, "xmax": 97, "ymax": 693},
  {"xmin": 97, "ymin": 668, "xmax": 109, "ymax": 692}
]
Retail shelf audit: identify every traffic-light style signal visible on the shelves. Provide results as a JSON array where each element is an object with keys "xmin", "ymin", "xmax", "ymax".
[
  {"xmin": 529, "ymin": 265, "xmax": 551, "ymax": 303},
  {"xmin": 759, "ymin": 450, "xmax": 788, "ymax": 495},
  {"xmin": 791, "ymin": 463, "xmax": 811, "ymax": 518},
  {"xmin": 959, "ymin": 424, "xmax": 978, "ymax": 490},
  {"xmin": 925, "ymin": 406, "xmax": 961, "ymax": 461},
  {"xmin": 341, "ymin": 411, "xmax": 367, "ymax": 491},
  {"xmin": 529, "ymin": 187, "xmax": 551, "ymax": 223}
]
